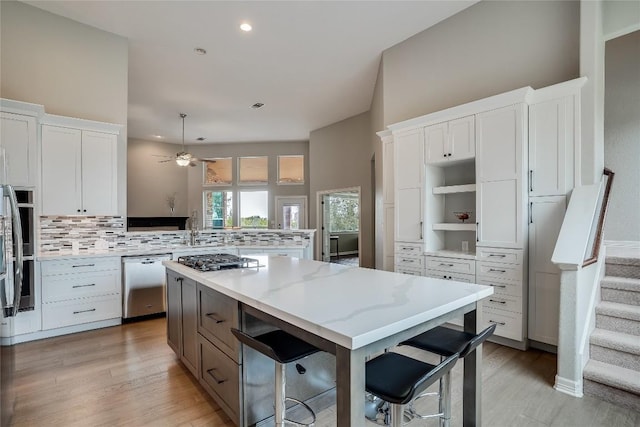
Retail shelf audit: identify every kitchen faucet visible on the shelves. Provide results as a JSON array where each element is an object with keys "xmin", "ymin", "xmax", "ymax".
[{"xmin": 187, "ymin": 210, "xmax": 199, "ymax": 245}]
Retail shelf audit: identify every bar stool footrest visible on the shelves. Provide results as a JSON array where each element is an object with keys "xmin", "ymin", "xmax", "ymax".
[{"xmin": 284, "ymin": 397, "xmax": 316, "ymax": 426}]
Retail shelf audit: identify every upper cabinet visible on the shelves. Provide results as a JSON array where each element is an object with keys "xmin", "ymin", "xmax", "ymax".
[
  {"xmin": 42, "ymin": 122, "xmax": 119, "ymax": 216},
  {"xmin": 0, "ymin": 104, "xmax": 40, "ymax": 187},
  {"xmin": 394, "ymin": 129, "xmax": 424, "ymax": 243},
  {"xmin": 476, "ymin": 104, "xmax": 527, "ymax": 249},
  {"xmin": 425, "ymin": 116, "xmax": 475, "ymax": 165}
]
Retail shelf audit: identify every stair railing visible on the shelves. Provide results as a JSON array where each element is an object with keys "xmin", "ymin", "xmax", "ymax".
[{"xmin": 551, "ymin": 168, "xmax": 614, "ymax": 398}]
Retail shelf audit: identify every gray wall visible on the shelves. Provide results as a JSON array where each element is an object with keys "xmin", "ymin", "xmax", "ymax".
[
  {"xmin": 604, "ymin": 31, "xmax": 640, "ymax": 242},
  {"xmin": 309, "ymin": 112, "xmax": 372, "ymax": 267},
  {"xmin": 381, "ymin": 0, "xmax": 579, "ymax": 125},
  {"xmin": 371, "ymin": 62, "xmax": 385, "ymax": 268},
  {"xmin": 127, "ymin": 139, "xmax": 189, "ymax": 217},
  {"xmin": 1, "ymin": 1, "xmax": 129, "ymax": 215}
]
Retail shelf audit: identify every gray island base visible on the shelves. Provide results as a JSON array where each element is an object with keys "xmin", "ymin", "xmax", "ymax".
[{"xmin": 164, "ymin": 255, "xmax": 492, "ymax": 426}]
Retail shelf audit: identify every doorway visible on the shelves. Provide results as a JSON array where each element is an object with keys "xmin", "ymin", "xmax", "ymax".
[
  {"xmin": 275, "ymin": 196, "xmax": 307, "ymax": 230},
  {"xmin": 316, "ymin": 187, "xmax": 360, "ymax": 266}
]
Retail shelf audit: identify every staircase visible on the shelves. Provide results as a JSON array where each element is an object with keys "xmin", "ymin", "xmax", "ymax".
[{"xmin": 583, "ymin": 248, "xmax": 640, "ymax": 411}]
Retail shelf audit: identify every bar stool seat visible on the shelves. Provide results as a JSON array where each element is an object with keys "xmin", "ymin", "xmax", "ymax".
[
  {"xmin": 231, "ymin": 328, "xmax": 320, "ymax": 426},
  {"xmin": 365, "ymin": 352, "xmax": 459, "ymax": 427}
]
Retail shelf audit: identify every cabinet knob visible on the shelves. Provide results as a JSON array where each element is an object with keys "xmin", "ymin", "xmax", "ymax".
[
  {"xmin": 448, "ymin": 153, "xmax": 452, "ymax": 157},
  {"xmin": 443, "ymin": 154, "xmax": 447, "ymax": 158},
  {"xmin": 77, "ymin": 209, "xmax": 81, "ymax": 213}
]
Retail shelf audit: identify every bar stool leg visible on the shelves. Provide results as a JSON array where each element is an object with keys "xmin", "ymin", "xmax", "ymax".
[
  {"xmin": 275, "ymin": 361, "xmax": 286, "ymax": 427},
  {"xmin": 440, "ymin": 370, "xmax": 452, "ymax": 427},
  {"xmin": 389, "ymin": 403, "xmax": 404, "ymax": 427}
]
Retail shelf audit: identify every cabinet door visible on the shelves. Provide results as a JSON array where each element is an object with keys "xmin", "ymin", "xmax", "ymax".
[
  {"xmin": 528, "ymin": 97, "xmax": 574, "ymax": 197},
  {"xmin": 0, "ymin": 112, "xmax": 37, "ymax": 187},
  {"xmin": 82, "ymin": 131, "xmax": 117, "ymax": 215},
  {"xmin": 394, "ymin": 129, "xmax": 424, "ymax": 189},
  {"xmin": 476, "ymin": 105, "xmax": 526, "ymax": 248},
  {"xmin": 382, "ymin": 139, "xmax": 395, "ymax": 204},
  {"xmin": 396, "ymin": 187, "xmax": 422, "ymax": 242},
  {"xmin": 448, "ymin": 116, "xmax": 475, "ymax": 161},
  {"xmin": 383, "ymin": 205, "xmax": 395, "ymax": 271},
  {"xmin": 528, "ymin": 196, "xmax": 566, "ymax": 345},
  {"xmin": 181, "ymin": 276, "xmax": 198, "ymax": 377},
  {"xmin": 41, "ymin": 125, "xmax": 82, "ymax": 215},
  {"xmin": 166, "ymin": 272, "xmax": 182, "ymax": 355},
  {"xmin": 424, "ymin": 123, "xmax": 448, "ymax": 165}
]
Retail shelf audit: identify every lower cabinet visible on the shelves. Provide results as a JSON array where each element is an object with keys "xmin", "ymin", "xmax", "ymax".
[
  {"xmin": 166, "ymin": 271, "xmax": 198, "ymax": 377},
  {"xmin": 40, "ymin": 257, "xmax": 121, "ymax": 330}
]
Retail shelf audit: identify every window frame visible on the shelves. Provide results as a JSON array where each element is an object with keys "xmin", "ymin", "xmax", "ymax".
[
  {"xmin": 277, "ymin": 155, "xmax": 305, "ymax": 185},
  {"xmin": 238, "ymin": 189, "xmax": 269, "ymax": 229},
  {"xmin": 202, "ymin": 157, "xmax": 233, "ymax": 186}
]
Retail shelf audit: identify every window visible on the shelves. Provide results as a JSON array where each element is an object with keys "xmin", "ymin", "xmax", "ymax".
[
  {"xmin": 238, "ymin": 156, "xmax": 268, "ymax": 184},
  {"xmin": 329, "ymin": 194, "xmax": 359, "ymax": 232},
  {"xmin": 203, "ymin": 190, "xmax": 233, "ymax": 228},
  {"xmin": 204, "ymin": 158, "xmax": 232, "ymax": 185},
  {"xmin": 239, "ymin": 191, "xmax": 268, "ymax": 228},
  {"xmin": 278, "ymin": 155, "xmax": 304, "ymax": 184}
]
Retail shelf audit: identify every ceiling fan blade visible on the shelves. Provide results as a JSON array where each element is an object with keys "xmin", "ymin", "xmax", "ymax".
[
  {"xmin": 189, "ymin": 161, "xmax": 197, "ymax": 167},
  {"xmin": 151, "ymin": 154, "xmax": 173, "ymax": 158},
  {"xmin": 158, "ymin": 159, "xmax": 174, "ymax": 163}
]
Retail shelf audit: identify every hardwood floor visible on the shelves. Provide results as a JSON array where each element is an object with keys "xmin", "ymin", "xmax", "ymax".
[{"xmin": 10, "ymin": 318, "xmax": 640, "ymax": 426}]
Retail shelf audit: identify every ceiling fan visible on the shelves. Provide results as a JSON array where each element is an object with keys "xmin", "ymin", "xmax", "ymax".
[{"xmin": 155, "ymin": 113, "xmax": 212, "ymax": 167}]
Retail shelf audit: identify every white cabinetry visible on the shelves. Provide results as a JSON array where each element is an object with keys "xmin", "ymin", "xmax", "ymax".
[
  {"xmin": 237, "ymin": 247, "xmax": 305, "ymax": 258},
  {"xmin": 394, "ymin": 129, "xmax": 424, "ymax": 243},
  {"xmin": 476, "ymin": 104, "xmax": 527, "ymax": 249},
  {"xmin": 425, "ymin": 116, "xmax": 475, "ymax": 165},
  {"xmin": 41, "ymin": 122, "xmax": 118, "ymax": 216},
  {"xmin": 380, "ymin": 131, "xmax": 395, "ymax": 271},
  {"xmin": 40, "ymin": 257, "xmax": 121, "ymax": 330},
  {"xmin": 395, "ymin": 243, "xmax": 424, "ymax": 275},
  {"xmin": 0, "ymin": 112, "xmax": 38, "ymax": 187}
]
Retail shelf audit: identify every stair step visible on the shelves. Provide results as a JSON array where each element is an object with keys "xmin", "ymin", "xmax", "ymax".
[
  {"xmin": 601, "ymin": 276, "xmax": 640, "ymax": 305},
  {"xmin": 590, "ymin": 329, "xmax": 640, "ymax": 371},
  {"xmin": 584, "ymin": 360, "xmax": 640, "ymax": 411},
  {"xmin": 595, "ymin": 302, "xmax": 640, "ymax": 336},
  {"xmin": 605, "ymin": 257, "xmax": 640, "ymax": 279}
]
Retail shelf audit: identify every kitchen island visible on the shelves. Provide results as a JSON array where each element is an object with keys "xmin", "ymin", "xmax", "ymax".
[{"xmin": 164, "ymin": 255, "xmax": 493, "ymax": 426}]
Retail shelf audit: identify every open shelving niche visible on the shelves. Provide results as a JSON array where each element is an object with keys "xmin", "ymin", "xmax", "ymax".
[{"xmin": 424, "ymin": 160, "xmax": 477, "ymax": 257}]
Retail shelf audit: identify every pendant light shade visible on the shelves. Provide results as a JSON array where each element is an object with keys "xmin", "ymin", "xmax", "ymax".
[{"xmin": 176, "ymin": 113, "xmax": 191, "ymax": 167}]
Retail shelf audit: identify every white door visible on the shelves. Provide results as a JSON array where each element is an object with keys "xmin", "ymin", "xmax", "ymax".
[
  {"xmin": 81, "ymin": 131, "xmax": 117, "ymax": 215},
  {"xmin": 394, "ymin": 129, "xmax": 424, "ymax": 189},
  {"xmin": 424, "ymin": 123, "xmax": 448, "ymax": 165},
  {"xmin": 0, "ymin": 112, "xmax": 37, "ymax": 187},
  {"xmin": 275, "ymin": 196, "xmax": 307, "ymax": 230},
  {"xmin": 448, "ymin": 115, "xmax": 475, "ymax": 161}
]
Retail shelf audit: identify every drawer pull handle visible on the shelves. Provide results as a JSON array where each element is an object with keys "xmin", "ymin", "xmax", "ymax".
[
  {"xmin": 488, "ymin": 254, "xmax": 506, "ymax": 258},
  {"xmin": 175, "ymin": 277, "xmax": 183, "ymax": 283},
  {"xmin": 72, "ymin": 283, "xmax": 96, "ymax": 289},
  {"xmin": 488, "ymin": 269, "xmax": 506, "ymax": 273},
  {"xmin": 489, "ymin": 320, "xmax": 506, "ymax": 326},
  {"xmin": 439, "ymin": 263, "xmax": 454, "ymax": 267},
  {"xmin": 72, "ymin": 264, "xmax": 95, "ymax": 268},
  {"xmin": 73, "ymin": 308, "xmax": 96, "ymax": 315},
  {"xmin": 489, "ymin": 284, "xmax": 506, "ymax": 288},
  {"xmin": 489, "ymin": 299, "xmax": 506, "ymax": 304},
  {"xmin": 403, "ymin": 259, "xmax": 415, "ymax": 263},
  {"xmin": 205, "ymin": 313, "xmax": 225, "ymax": 324},
  {"xmin": 206, "ymin": 368, "xmax": 227, "ymax": 384}
]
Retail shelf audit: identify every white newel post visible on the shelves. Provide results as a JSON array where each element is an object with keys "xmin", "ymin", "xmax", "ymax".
[{"xmin": 555, "ymin": 267, "xmax": 584, "ymax": 397}]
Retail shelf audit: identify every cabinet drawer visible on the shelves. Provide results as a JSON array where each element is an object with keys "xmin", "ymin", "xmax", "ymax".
[
  {"xmin": 42, "ymin": 294, "xmax": 121, "ymax": 330},
  {"xmin": 41, "ymin": 257, "xmax": 120, "ymax": 276},
  {"xmin": 395, "ymin": 255, "xmax": 424, "ymax": 269},
  {"xmin": 476, "ymin": 248, "xmax": 523, "ymax": 265},
  {"xmin": 477, "ymin": 278, "xmax": 522, "ymax": 298},
  {"xmin": 198, "ymin": 285, "xmax": 240, "ymax": 362},
  {"xmin": 395, "ymin": 266, "xmax": 424, "ymax": 276},
  {"xmin": 425, "ymin": 269, "xmax": 475, "ymax": 283},
  {"xmin": 199, "ymin": 336, "xmax": 240, "ymax": 425},
  {"xmin": 395, "ymin": 243, "xmax": 423, "ymax": 256},
  {"xmin": 476, "ymin": 261, "xmax": 522, "ymax": 282},
  {"xmin": 426, "ymin": 256, "xmax": 475, "ymax": 275},
  {"xmin": 482, "ymin": 294, "xmax": 522, "ymax": 314},
  {"xmin": 481, "ymin": 306, "xmax": 523, "ymax": 342},
  {"xmin": 42, "ymin": 270, "xmax": 120, "ymax": 303}
]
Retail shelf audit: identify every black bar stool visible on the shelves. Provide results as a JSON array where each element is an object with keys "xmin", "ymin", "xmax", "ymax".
[
  {"xmin": 399, "ymin": 324, "xmax": 496, "ymax": 427},
  {"xmin": 365, "ymin": 351, "xmax": 459, "ymax": 427},
  {"xmin": 230, "ymin": 328, "xmax": 319, "ymax": 426}
]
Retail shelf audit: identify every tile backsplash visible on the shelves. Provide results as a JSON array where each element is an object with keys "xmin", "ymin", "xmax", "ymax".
[{"xmin": 39, "ymin": 216, "xmax": 314, "ymax": 254}]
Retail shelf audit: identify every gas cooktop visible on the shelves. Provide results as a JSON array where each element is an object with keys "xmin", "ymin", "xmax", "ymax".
[{"xmin": 176, "ymin": 253, "xmax": 259, "ymax": 272}]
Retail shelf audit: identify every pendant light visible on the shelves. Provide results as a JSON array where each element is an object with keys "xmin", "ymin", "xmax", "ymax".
[{"xmin": 176, "ymin": 113, "xmax": 191, "ymax": 167}]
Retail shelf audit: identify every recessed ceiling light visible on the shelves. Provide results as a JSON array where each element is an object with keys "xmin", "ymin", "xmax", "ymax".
[
  {"xmin": 251, "ymin": 102, "xmax": 264, "ymax": 109},
  {"xmin": 154, "ymin": 135, "xmax": 163, "ymax": 139},
  {"xmin": 194, "ymin": 47, "xmax": 207, "ymax": 55},
  {"xmin": 240, "ymin": 22, "xmax": 252, "ymax": 32},
  {"xmin": 196, "ymin": 137, "xmax": 206, "ymax": 141}
]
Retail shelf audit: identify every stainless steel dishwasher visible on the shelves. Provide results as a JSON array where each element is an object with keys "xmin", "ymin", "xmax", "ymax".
[{"xmin": 122, "ymin": 254, "xmax": 171, "ymax": 319}]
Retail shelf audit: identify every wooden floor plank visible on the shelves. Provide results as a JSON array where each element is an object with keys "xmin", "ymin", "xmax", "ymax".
[{"xmin": 10, "ymin": 317, "xmax": 639, "ymax": 426}]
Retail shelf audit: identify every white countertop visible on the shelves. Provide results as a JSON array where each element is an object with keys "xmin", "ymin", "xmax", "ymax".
[
  {"xmin": 37, "ymin": 244, "xmax": 308, "ymax": 261},
  {"xmin": 163, "ymin": 256, "xmax": 493, "ymax": 350}
]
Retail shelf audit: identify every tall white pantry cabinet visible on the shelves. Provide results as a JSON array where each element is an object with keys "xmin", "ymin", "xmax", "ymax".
[{"xmin": 382, "ymin": 77, "xmax": 586, "ymax": 349}]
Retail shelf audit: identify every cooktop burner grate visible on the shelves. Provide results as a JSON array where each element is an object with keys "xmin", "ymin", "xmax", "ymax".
[{"xmin": 177, "ymin": 253, "xmax": 259, "ymax": 272}]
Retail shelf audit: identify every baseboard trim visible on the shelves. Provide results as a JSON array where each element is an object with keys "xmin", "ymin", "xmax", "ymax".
[
  {"xmin": 554, "ymin": 375, "xmax": 584, "ymax": 397},
  {"xmin": 4, "ymin": 318, "xmax": 122, "ymax": 345}
]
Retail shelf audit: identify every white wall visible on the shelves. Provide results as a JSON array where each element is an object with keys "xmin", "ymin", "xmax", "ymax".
[
  {"xmin": 1, "ymin": 1, "xmax": 129, "ymax": 215},
  {"xmin": 309, "ymin": 112, "xmax": 372, "ymax": 267},
  {"xmin": 604, "ymin": 31, "xmax": 640, "ymax": 242},
  {"xmin": 371, "ymin": 62, "xmax": 385, "ymax": 269}
]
